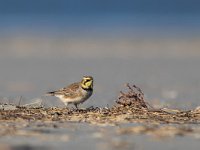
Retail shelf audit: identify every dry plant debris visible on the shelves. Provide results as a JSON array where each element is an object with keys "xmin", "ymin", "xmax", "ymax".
[
  {"xmin": 0, "ymin": 84, "xmax": 200, "ymax": 126},
  {"xmin": 1, "ymin": 84, "xmax": 200, "ymax": 139},
  {"xmin": 116, "ymin": 84, "xmax": 147, "ymax": 109}
]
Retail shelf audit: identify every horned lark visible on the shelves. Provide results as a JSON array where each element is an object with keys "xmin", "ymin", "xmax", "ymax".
[{"xmin": 46, "ymin": 76, "xmax": 93, "ymax": 108}]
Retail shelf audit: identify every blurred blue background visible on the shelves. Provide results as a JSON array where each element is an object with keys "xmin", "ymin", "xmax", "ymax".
[
  {"xmin": 1, "ymin": 0, "xmax": 200, "ymax": 36},
  {"xmin": 0, "ymin": 0, "xmax": 200, "ymax": 108},
  {"xmin": 1, "ymin": 0, "xmax": 200, "ymax": 14}
]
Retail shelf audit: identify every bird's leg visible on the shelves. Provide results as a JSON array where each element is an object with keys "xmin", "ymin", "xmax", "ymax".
[
  {"xmin": 64, "ymin": 102, "xmax": 68, "ymax": 109},
  {"xmin": 74, "ymin": 104, "xmax": 78, "ymax": 109}
]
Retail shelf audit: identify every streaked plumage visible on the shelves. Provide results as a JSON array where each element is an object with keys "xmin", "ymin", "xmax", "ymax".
[{"xmin": 46, "ymin": 76, "xmax": 93, "ymax": 108}]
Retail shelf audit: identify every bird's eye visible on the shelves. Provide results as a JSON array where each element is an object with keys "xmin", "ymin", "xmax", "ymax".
[{"xmin": 85, "ymin": 79, "xmax": 91, "ymax": 82}]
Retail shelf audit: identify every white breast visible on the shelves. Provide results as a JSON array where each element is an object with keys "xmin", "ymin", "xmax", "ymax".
[{"xmin": 55, "ymin": 89, "xmax": 92, "ymax": 104}]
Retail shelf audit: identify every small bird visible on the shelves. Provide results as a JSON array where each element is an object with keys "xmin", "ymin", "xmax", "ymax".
[{"xmin": 46, "ymin": 76, "xmax": 93, "ymax": 108}]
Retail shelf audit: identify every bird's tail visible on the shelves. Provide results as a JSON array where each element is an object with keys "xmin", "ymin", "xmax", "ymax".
[{"xmin": 45, "ymin": 91, "xmax": 55, "ymax": 96}]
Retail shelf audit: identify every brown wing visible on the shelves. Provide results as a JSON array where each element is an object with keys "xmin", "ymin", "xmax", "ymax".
[{"xmin": 49, "ymin": 82, "xmax": 80, "ymax": 97}]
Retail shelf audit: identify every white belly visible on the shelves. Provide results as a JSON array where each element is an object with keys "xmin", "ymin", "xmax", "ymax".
[{"xmin": 55, "ymin": 90, "xmax": 92, "ymax": 104}]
